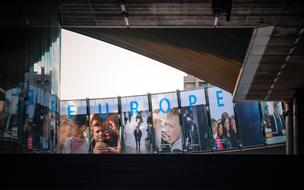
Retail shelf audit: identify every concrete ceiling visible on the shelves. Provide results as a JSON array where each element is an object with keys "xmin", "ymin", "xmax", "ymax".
[
  {"xmin": 1, "ymin": 0, "xmax": 303, "ymax": 100},
  {"xmin": 60, "ymin": 0, "xmax": 303, "ymax": 28},
  {"xmin": 60, "ymin": 0, "xmax": 304, "ymax": 100},
  {"xmin": 234, "ymin": 26, "xmax": 304, "ymax": 101}
]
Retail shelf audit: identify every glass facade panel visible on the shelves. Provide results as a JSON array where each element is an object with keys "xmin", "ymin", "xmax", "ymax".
[{"xmin": 0, "ymin": 1, "xmax": 61, "ymax": 152}]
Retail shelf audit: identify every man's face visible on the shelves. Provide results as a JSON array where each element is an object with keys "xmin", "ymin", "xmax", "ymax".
[
  {"xmin": 92, "ymin": 126, "xmax": 105, "ymax": 142},
  {"xmin": 165, "ymin": 116, "xmax": 180, "ymax": 144},
  {"xmin": 265, "ymin": 105, "xmax": 269, "ymax": 114},
  {"xmin": 91, "ymin": 119, "xmax": 106, "ymax": 142}
]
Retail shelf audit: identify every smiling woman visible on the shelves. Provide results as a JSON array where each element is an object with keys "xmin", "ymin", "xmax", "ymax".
[{"xmin": 61, "ymin": 29, "xmax": 186, "ymax": 100}]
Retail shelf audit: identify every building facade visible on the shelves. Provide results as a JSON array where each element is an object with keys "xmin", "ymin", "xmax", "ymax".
[
  {"xmin": 184, "ymin": 74, "xmax": 212, "ymax": 90},
  {"xmin": 0, "ymin": 1, "xmax": 61, "ymax": 152}
]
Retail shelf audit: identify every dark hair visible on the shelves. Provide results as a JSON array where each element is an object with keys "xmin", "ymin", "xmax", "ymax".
[
  {"xmin": 71, "ymin": 114, "xmax": 87, "ymax": 127},
  {"xmin": 0, "ymin": 91, "xmax": 4, "ymax": 100},
  {"xmin": 221, "ymin": 112, "xmax": 230, "ymax": 136},
  {"xmin": 221, "ymin": 112, "xmax": 229, "ymax": 126},
  {"xmin": 211, "ymin": 119, "xmax": 217, "ymax": 125},
  {"xmin": 91, "ymin": 114, "xmax": 102, "ymax": 125}
]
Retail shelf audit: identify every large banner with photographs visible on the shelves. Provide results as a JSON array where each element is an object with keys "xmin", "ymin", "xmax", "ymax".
[
  {"xmin": 49, "ymin": 94, "xmax": 59, "ymax": 151},
  {"xmin": 59, "ymin": 100, "xmax": 89, "ymax": 153},
  {"xmin": 208, "ymin": 87, "xmax": 238, "ymax": 151},
  {"xmin": 3, "ymin": 87, "xmax": 21, "ymax": 139},
  {"xmin": 260, "ymin": 101, "xmax": 286, "ymax": 144},
  {"xmin": 235, "ymin": 102, "xmax": 264, "ymax": 147},
  {"xmin": 151, "ymin": 92, "xmax": 182, "ymax": 153},
  {"xmin": 0, "ymin": 90, "xmax": 4, "ymax": 137},
  {"xmin": 180, "ymin": 89, "xmax": 211, "ymax": 152},
  {"xmin": 121, "ymin": 95, "xmax": 153, "ymax": 154},
  {"xmin": 89, "ymin": 98, "xmax": 121, "ymax": 154},
  {"xmin": 25, "ymin": 86, "xmax": 49, "ymax": 150},
  {"xmin": 38, "ymin": 88, "xmax": 51, "ymax": 150}
]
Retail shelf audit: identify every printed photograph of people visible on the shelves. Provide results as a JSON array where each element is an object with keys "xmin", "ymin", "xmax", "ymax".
[
  {"xmin": 208, "ymin": 87, "xmax": 239, "ymax": 151},
  {"xmin": 181, "ymin": 106, "xmax": 210, "ymax": 152},
  {"xmin": 0, "ymin": 89, "xmax": 4, "ymax": 135},
  {"xmin": 261, "ymin": 101, "xmax": 286, "ymax": 144},
  {"xmin": 180, "ymin": 89, "xmax": 210, "ymax": 152},
  {"xmin": 122, "ymin": 111, "xmax": 153, "ymax": 153},
  {"xmin": 90, "ymin": 113, "xmax": 121, "ymax": 154},
  {"xmin": 153, "ymin": 109, "xmax": 182, "ymax": 153},
  {"xmin": 2, "ymin": 87, "xmax": 20, "ymax": 139},
  {"xmin": 58, "ymin": 114, "xmax": 89, "ymax": 154}
]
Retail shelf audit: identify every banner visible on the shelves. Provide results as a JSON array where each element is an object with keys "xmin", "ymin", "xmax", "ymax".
[
  {"xmin": 49, "ymin": 94, "xmax": 58, "ymax": 151},
  {"xmin": 151, "ymin": 92, "xmax": 182, "ymax": 153},
  {"xmin": 0, "ymin": 90, "xmax": 4, "ymax": 136},
  {"xmin": 235, "ymin": 102, "xmax": 264, "ymax": 147},
  {"xmin": 180, "ymin": 89, "xmax": 211, "ymax": 152},
  {"xmin": 58, "ymin": 100, "xmax": 89, "ymax": 153},
  {"xmin": 208, "ymin": 87, "xmax": 238, "ymax": 151},
  {"xmin": 260, "ymin": 101, "xmax": 286, "ymax": 144},
  {"xmin": 89, "ymin": 98, "xmax": 121, "ymax": 154},
  {"xmin": 26, "ymin": 85, "xmax": 37, "ymax": 121},
  {"xmin": 121, "ymin": 95, "xmax": 153, "ymax": 153},
  {"xmin": 4, "ymin": 87, "xmax": 20, "ymax": 138}
]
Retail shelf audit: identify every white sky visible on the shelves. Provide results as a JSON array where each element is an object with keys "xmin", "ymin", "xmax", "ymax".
[{"xmin": 61, "ymin": 29, "xmax": 186, "ymax": 100}]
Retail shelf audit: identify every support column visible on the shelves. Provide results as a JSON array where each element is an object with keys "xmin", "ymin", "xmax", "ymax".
[
  {"xmin": 293, "ymin": 89, "xmax": 304, "ymax": 155},
  {"xmin": 285, "ymin": 101, "xmax": 293, "ymax": 155}
]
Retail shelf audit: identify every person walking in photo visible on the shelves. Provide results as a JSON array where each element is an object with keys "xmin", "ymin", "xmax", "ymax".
[{"xmin": 134, "ymin": 124, "xmax": 142, "ymax": 150}]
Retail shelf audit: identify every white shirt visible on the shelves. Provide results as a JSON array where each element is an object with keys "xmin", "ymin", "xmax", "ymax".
[
  {"xmin": 171, "ymin": 138, "xmax": 182, "ymax": 152},
  {"xmin": 63, "ymin": 137, "xmax": 89, "ymax": 154}
]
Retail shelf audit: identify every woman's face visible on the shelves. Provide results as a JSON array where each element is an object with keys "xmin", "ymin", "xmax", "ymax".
[
  {"xmin": 223, "ymin": 118, "xmax": 230, "ymax": 130},
  {"xmin": 70, "ymin": 124, "xmax": 82, "ymax": 137},
  {"xmin": 218, "ymin": 124, "xmax": 223, "ymax": 136},
  {"xmin": 230, "ymin": 118, "xmax": 236, "ymax": 132},
  {"xmin": 212, "ymin": 121, "xmax": 218, "ymax": 135}
]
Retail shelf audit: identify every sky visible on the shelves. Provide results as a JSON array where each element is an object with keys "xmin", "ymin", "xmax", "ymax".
[{"xmin": 61, "ymin": 29, "xmax": 186, "ymax": 100}]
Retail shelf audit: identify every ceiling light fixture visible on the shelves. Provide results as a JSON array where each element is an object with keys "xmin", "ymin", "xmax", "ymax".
[
  {"xmin": 211, "ymin": 0, "xmax": 232, "ymax": 27},
  {"xmin": 120, "ymin": 0, "xmax": 129, "ymax": 27}
]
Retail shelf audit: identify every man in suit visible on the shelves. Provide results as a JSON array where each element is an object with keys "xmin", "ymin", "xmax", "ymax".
[
  {"xmin": 272, "ymin": 102, "xmax": 285, "ymax": 136},
  {"xmin": 134, "ymin": 125, "xmax": 142, "ymax": 150}
]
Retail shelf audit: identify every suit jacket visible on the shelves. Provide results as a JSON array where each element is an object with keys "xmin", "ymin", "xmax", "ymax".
[
  {"xmin": 270, "ymin": 114, "xmax": 285, "ymax": 135},
  {"xmin": 134, "ymin": 129, "xmax": 142, "ymax": 140}
]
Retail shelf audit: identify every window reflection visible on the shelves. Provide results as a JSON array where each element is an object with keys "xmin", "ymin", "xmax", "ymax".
[{"xmin": 1, "ymin": 26, "xmax": 61, "ymax": 153}]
